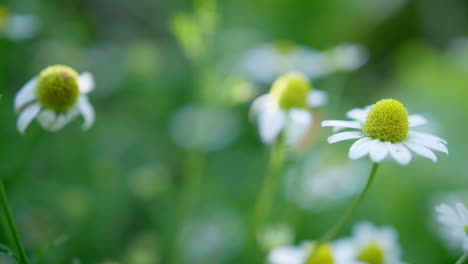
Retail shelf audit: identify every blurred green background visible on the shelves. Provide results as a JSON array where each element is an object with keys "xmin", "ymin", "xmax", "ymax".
[{"xmin": 0, "ymin": 0, "xmax": 467, "ymax": 263}]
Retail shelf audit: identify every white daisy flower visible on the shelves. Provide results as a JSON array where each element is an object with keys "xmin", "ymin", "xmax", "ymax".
[
  {"xmin": 322, "ymin": 99, "xmax": 448, "ymax": 165},
  {"xmin": 0, "ymin": 5, "xmax": 40, "ymax": 41},
  {"xmin": 268, "ymin": 241, "xmax": 361, "ymax": 264},
  {"xmin": 250, "ymin": 72, "xmax": 327, "ymax": 146},
  {"xmin": 240, "ymin": 42, "xmax": 367, "ymax": 84},
  {"xmin": 15, "ymin": 65, "xmax": 95, "ymax": 133},
  {"xmin": 334, "ymin": 222, "xmax": 405, "ymax": 264},
  {"xmin": 435, "ymin": 203, "xmax": 468, "ymax": 251}
]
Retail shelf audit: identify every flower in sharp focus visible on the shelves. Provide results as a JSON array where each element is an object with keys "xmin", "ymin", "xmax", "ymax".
[
  {"xmin": 268, "ymin": 241, "xmax": 361, "ymax": 264},
  {"xmin": 435, "ymin": 203, "xmax": 468, "ymax": 251},
  {"xmin": 322, "ymin": 99, "xmax": 448, "ymax": 165},
  {"xmin": 15, "ymin": 65, "xmax": 95, "ymax": 133},
  {"xmin": 334, "ymin": 222, "xmax": 405, "ymax": 264},
  {"xmin": 250, "ymin": 72, "xmax": 327, "ymax": 146}
]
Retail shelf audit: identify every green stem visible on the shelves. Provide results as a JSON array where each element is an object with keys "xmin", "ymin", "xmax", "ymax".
[
  {"xmin": 0, "ymin": 179, "xmax": 29, "ymax": 264},
  {"xmin": 305, "ymin": 163, "xmax": 380, "ymax": 263},
  {"xmin": 456, "ymin": 251, "xmax": 468, "ymax": 264},
  {"xmin": 252, "ymin": 138, "xmax": 286, "ymax": 241}
]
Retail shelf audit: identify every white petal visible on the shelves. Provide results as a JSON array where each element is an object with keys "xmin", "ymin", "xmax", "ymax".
[
  {"xmin": 289, "ymin": 109, "xmax": 312, "ymax": 126},
  {"xmin": 285, "ymin": 109, "xmax": 313, "ymax": 147},
  {"xmin": 436, "ymin": 204, "xmax": 464, "ymax": 229},
  {"xmin": 77, "ymin": 96, "xmax": 95, "ymax": 130},
  {"xmin": 307, "ymin": 89, "xmax": 328, "ymax": 108},
  {"xmin": 349, "ymin": 137, "xmax": 372, "ymax": 160},
  {"xmin": 322, "ymin": 120, "xmax": 361, "ymax": 129},
  {"xmin": 405, "ymin": 142, "xmax": 437, "ymax": 162},
  {"xmin": 249, "ymin": 94, "xmax": 271, "ymax": 121},
  {"xmin": 14, "ymin": 77, "xmax": 37, "ymax": 112},
  {"xmin": 369, "ymin": 139, "xmax": 388, "ymax": 163},
  {"xmin": 258, "ymin": 106, "xmax": 287, "ymax": 144},
  {"xmin": 37, "ymin": 109, "xmax": 79, "ymax": 131},
  {"xmin": 346, "ymin": 108, "xmax": 368, "ymax": 122},
  {"xmin": 387, "ymin": 142, "xmax": 412, "ymax": 165},
  {"xmin": 17, "ymin": 103, "xmax": 41, "ymax": 134},
  {"xmin": 456, "ymin": 203, "xmax": 468, "ymax": 225},
  {"xmin": 78, "ymin": 72, "xmax": 95, "ymax": 94},
  {"xmin": 408, "ymin": 114, "xmax": 427, "ymax": 127},
  {"xmin": 409, "ymin": 131, "xmax": 447, "ymax": 145},
  {"xmin": 327, "ymin": 131, "xmax": 362, "ymax": 144},
  {"xmin": 408, "ymin": 132, "xmax": 448, "ymax": 154}
]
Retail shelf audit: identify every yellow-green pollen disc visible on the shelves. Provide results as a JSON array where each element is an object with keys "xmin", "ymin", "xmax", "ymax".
[
  {"xmin": 362, "ymin": 99, "xmax": 409, "ymax": 143},
  {"xmin": 356, "ymin": 243, "xmax": 384, "ymax": 264},
  {"xmin": 464, "ymin": 225, "xmax": 468, "ymax": 234},
  {"xmin": 270, "ymin": 72, "xmax": 311, "ymax": 110},
  {"xmin": 274, "ymin": 40, "xmax": 296, "ymax": 55},
  {"xmin": 36, "ymin": 65, "xmax": 80, "ymax": 112},
  {"xmin": 306, "ymin": 244, "xmax": 334, "ymax": 264}
]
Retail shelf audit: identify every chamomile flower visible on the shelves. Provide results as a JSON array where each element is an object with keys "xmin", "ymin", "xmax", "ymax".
[
  {"xmin": 250, "ymin": 72, "xmax": 327, "ymax": 146},
  {"xmin": 15, "ymin": 65, "xmax": 95, "ymax": 133},
  {"xmin": 322, "ymin": 99, "xmax": 448, "ymax": 165},
  {"xmin": 0, "ymin": 5, "xmax": 40, "ymax": 41},
  {"xmin": 435, "ymin": 203, "xmax": 468, "ymax": 250},
  {"xmin": 334, "ymin": 222, "xmax": 405, "ymax": 264},
  {"xmin": 268, "ymin": 241, "xmax": 361, "ymax": 264}
]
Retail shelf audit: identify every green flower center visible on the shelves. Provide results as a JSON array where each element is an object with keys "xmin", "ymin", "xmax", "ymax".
[
  {"xmin": 36, "ymin": 65, "xmax": 80, "ymax": 112},
  {"xmin": 306, "ymin": 244, "xmax": 334, "ymax": 264},
  {"xmin": 362, "ymin": 99, "xmax": 409, "ymax": 143},
  {"xmin": 274, "ymin": 40, "xmax": 296, "ymax": 55},
  {"xmin": 357, "ymin": 243, "xmax": 384, "ymax": 264},
  {"xmin": 270, "ymin": 72, "xmax": 311, "ymax": 110},
  {"xmin": 464, "ymin": 225, "xmax": 468, "ymax": 234}
]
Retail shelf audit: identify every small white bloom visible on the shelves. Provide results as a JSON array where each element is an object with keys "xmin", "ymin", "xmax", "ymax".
[
  {"xmin": 15, "ymin": 65, "xmax": 95, "ymax": 133},
  {"xmin": 334, "ymin": 222, "xmax": 405, "ymax": 264},
  {"xmin": 322, "ymin": 99, "xmax": 448, "ymax": 165},
  {"xmin": 240, "ymin": 42, "xmax": 367, "ymax": 84},
  {"xmin": 250, "ymin": 72, "xmax": 327, "ymax": 146},
  {"xmin": 435, "ymin": 203, "xmax": 468, "ymax": 251},
  {"xmin": 268, "ymin": 241, "xmax": 361, "ymax": 264},
  {"xmin": 0, "ymin": 6, "xmax": 40, "ymax": 41}
]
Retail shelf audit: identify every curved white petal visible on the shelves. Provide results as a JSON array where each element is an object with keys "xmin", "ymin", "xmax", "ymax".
[
  {"xmin": 387, "ymin": 142, "xmax": 412, "ymax": 166},
  {"xmin": 17, "ymin": 103, "xmax": 41, "ymax": 134},
  {"xmin": 78, "ymin": 72, "xmax": 95, "ymax": 94},
  {"xmin": 77, "ymin": 96, "xmax": 95, "ymax": 130},
  {"xmin": 258, "ymin": 106, "xmax": 287, "ymax": 144},
  {"xmin": 349, "ymin": 137, "xmax": 372, "ymax": 160},
  {"xmin": 14, "ymin": 77, "xmax": 37, "ymax": 112},
  {"xmin": 37, "ymin": 109, "xmax": 79, "ymax": 132},
  {"xmin": 249, "ymin": 94, "xmax": 272, "ymax": 121},
  {"xmin": 322, "ymin": 120, "xmax": 361, "ymax": 129},
  {"xmin": 346, "ymin": 108, "xmax": 368, "ymax": 122},
  {"xmin": 327, "ymin": 131, "xmax": 362, "ymax": 144},
  {"xmin": 409, "ymin": 131, "xmax": 447, "ymax": 145},
  {"xmin": 408, "ymin": 114, "xmax": 427, "ymax": 127},
  {"xmin": 285, "ymin": 109, "xmax": 313, "ymax": 147},
  {"xmin": 405, "ymin": 142, "xmax": 437, "ymax": 162},
  {"xmin": 436, "ymin": 204, "xmax": 464, "ymax": 229},
  {"xmin": 369, "ymin": 139, "xmax": 389, "ymax": 163},
  {"xmin": 456, "ymin": 203, "xmax": 468, "ymax": 225},
  {"xmin": 408, "ymin": 132, "xmax": 448, "ymax": 154},
  {"xmin": 307, "ymin": 89, "xmax": 328, "ymax": 108}
]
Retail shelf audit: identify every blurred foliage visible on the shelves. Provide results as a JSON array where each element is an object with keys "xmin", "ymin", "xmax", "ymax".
[{"xmin": 0, "ymin": 0, "xmax": 467, "ymax": 263}]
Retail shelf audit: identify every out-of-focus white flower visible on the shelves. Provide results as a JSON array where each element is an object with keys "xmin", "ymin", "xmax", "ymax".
[
  {"xmin": 15, "ymin": 65, "xmax": 95, "ymax": 133},
  {"xmin": 322, "ymin": 99, "xmax": 448, "ymax": 165},
  {"xmin": 250, "ymin": 72, "xmax": 327, "ymax": 147},
  {"xmin": 285, "ymin": 158, "xmax": 367, "ymax": 212},
  {"xmin": 447, "ymin": 37, "xmax": 468, "ymax": 72},
  {"xmin": 435, "ymin": 203, "xmax": 468, "ymax": 251},
  {"xmin": 240, "ymin": 41, "xmax": 367, "ymax": 84},
  {"xmin": 169, "ymin": 105, "xmax": 240, "ymax": 151},
  {"xmin": 334, "ymin": 222, "xmax": 405, "ymax": 264},
  {"xmin": 268, "ymin": 241, "xmax": 361, "ymax": 264},
  {"xmin": 257, "ymin": 223, "xmax": 295, "ymax": 251},
  {"xmin": 0, "ymin": 6, "xmax": 40, "ymax": 41}
]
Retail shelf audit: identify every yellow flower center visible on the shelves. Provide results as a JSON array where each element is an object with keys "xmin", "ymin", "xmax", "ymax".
[
  {"xmin": 36, "ymin": 65, "xmax": 80, "ymax": 112},
  {"xmin": 464, "ymin": 225, "xmax": 468, "ymax": 234},
  {"xmin": 274, "ymin": 40, "xmax": 296, "ymax": 55},
  {"xmin": 362, "ymin": 99, "xmax": 409, "ymax": 143},
  {"xmin": 357, "ymin": 243, "xmax": 385, "ymax": 264},
  {"xmin": 306, "ymin": 244, "xmax": 334, "ymax": 264},
  {"xmin": 270, "ymin": 72, "xmax": 311, "ymax": 110}
]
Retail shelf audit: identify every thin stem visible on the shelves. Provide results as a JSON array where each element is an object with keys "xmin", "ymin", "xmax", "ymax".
[
  {"xmin": 305, "ymin": 163, "xmax": 380, "ymax": 263},
  {"xmin": 0, "ymin": 179, "xmax": 29, "ymax": 264},
  {"xmin": 456, "ymin": 251, "xmax": 468, "ymax": 264},
  {"xmin": 251, "ymin": 138, "xmax": 286, "ymax": 241}
]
